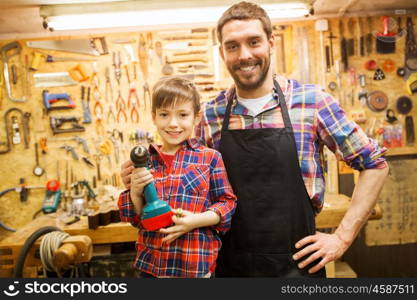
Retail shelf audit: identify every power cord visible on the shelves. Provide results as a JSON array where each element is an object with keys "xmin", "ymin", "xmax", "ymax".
[{"xmin": 40, "ymin": 231, "xmax": 70, "ymax": 277}]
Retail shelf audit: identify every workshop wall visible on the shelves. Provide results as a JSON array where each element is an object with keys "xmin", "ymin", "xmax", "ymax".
[
  {"xmin": 1, "ymin": 14, "xmax": 417, "ymax": 277},
  {"xmin": 0, "ymin": 20, "xmax": 320, "ymax": 241}
]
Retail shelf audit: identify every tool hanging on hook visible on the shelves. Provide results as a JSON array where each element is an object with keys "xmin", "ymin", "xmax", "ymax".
[
  {"xmin": 0, "ymin": 108, "xmax": 31, "ymax": 154},
  {"xmin": 1, "ymin": 42, "xmax": 27, "ymax": 103}
]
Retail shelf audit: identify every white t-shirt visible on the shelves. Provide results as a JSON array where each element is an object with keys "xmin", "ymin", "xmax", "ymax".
[{"xmin": 237, "ymin": 93, "xmax": 273, "ymax": 117}]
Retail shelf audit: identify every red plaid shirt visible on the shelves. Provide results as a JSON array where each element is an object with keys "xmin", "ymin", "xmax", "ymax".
[{"xmin": 118, "ymin": 138, "xmax": 236, "ymax": 278}]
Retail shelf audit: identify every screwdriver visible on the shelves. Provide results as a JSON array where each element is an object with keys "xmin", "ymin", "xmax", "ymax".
[{"xmin": 45, "ymin": 55, "xmax": 97, "ymax": 62}]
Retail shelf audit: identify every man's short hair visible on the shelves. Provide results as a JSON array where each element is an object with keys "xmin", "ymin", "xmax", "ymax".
[
  {"xmin": 216, "ymin": 1, "xmax": 272, "ymax": 43},
  {"xmin": 152, "ymin": 76, "xmax": 201, "ymax": 114}
]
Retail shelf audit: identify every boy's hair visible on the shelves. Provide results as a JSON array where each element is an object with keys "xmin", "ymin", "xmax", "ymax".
[
  {"xmin": 216, "ymin": 1, "xmax": 272, "ymax": 43},
  {"xmin": 152, "ymin": 76, "xmax": 201, "ymax": 114}
]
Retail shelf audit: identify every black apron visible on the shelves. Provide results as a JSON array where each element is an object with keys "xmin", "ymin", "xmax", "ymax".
[{"xmin": 216, "ymin": 80, "xmax": 326, "ymax": 277}]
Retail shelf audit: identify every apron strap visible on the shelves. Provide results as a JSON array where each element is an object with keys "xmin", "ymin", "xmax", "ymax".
[{"xmin": 222, "ymin": 80, "xmax": 294, "ymax": 132}]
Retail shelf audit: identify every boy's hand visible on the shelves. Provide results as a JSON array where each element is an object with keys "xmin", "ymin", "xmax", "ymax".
[
  {"xmin": 159, "ymin": 209, "xmax": 199, "ymax": 244},
  {"xmin": 121, "ymin": 160, "xmax": 134, "ymax": 189},
  {"xmin": 130, "ymin": 167, "xmax": 154, "ymax": 199}
]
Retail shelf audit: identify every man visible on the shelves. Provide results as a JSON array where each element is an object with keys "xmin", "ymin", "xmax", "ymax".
[{"xmin": 121, "ymin": 1, "xmax": 389, "ymax": 277}]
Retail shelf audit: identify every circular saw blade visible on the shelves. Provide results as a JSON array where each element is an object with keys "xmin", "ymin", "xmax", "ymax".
[{"xmin": 367, "ymin": 90, "xmax": 388, "ymax": 112}]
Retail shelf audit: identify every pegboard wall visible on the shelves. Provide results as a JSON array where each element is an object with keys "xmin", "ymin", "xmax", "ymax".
[{"xmin": 1, "ymin": 14, "xmax": 416, "ymax": 244}]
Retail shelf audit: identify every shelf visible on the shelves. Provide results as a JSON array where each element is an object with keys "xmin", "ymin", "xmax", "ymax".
[{"xmin": 385, "ymin": 146, "xmax": 417, "ymax": 157}]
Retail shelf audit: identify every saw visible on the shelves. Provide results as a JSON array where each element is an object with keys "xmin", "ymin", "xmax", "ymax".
[
  {"xmin": 26, "ymin": 37, "xmax": 108, "ymax": 56},
  {"xmin": 34, "ymin": 72, "xmax": 78, "ymax": 88}
]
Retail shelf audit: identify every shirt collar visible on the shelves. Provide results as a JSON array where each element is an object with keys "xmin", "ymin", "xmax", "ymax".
[
  {"xmin": 149, "ymin": 138, "xmax": 200, "ymax": 155},
  {"xmin": 225, "ymin": 75, "xmax": 290, "ymax": 116}
]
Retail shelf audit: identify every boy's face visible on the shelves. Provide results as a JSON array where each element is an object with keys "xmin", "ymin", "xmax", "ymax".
[
  {"xmin": 219, "ymin": 19, "xmax": 274, "ymax": 92},
  {"xmin": 152, "ymin": 100, "xmax": 200, "ymax": 153}
]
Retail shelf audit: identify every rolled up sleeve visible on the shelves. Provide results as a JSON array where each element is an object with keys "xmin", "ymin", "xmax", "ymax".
[
  {"xmin": 118, "ymin": 190, "xmax": 141, "ymax": 228},
  {"xmin": 316, "ymin": 92, "xmax": 387, "ymax": 171}
]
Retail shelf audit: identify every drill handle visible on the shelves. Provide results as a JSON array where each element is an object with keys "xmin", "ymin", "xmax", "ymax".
[{"xmin": 143, "ymin": 181, "xmax": 159, "ymax": 205}]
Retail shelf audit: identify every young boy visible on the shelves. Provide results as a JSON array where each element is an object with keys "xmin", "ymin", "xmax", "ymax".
[{"xmin": 118, "ymin": 76, "xmax": 237, "ymax": 278}]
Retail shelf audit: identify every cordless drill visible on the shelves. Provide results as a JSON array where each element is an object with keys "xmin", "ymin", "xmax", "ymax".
[{"xmin": 130, "ymin": 145, "xmax": 174, "ymax": 230}]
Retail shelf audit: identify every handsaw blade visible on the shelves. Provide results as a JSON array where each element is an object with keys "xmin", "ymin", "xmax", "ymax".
[
  {"xmin": 26, "ymin": 39, "xmax": 100, "ymax": 56},
  {"xmin": 34, "ymin": 72, "xmax": 78, "ymax": 87}
]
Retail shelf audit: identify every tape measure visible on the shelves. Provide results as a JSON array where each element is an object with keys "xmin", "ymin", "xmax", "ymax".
[{"xmin": 367, "ymin": 91, "xmax": 388, "ymax": 112}]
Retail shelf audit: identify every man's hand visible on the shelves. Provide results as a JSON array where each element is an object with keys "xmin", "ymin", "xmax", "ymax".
[
  {"xmin": 292, "ymin": 231, "xmax": 349, "ymax": 274},
  {"xmin": 121, "ymin": 160, "xmax": 134, "ymax": 189},
  {"xmin": 159, "ymin": 209, "xmax": 198, "ymax": 244}
]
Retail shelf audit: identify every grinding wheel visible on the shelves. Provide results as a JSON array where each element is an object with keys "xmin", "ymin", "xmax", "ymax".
[
  {"xmin": 367, "ymin": 90, "xmax": 388, "ymax": 112},
  {"xmin": 396, "ymin": 96, "xmax": 412, "ymax": 114}
]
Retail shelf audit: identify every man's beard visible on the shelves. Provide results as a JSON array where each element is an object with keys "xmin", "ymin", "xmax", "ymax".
[{"xmin": 228, "ymin": 54, "xmax": 271, "ymax": 91}]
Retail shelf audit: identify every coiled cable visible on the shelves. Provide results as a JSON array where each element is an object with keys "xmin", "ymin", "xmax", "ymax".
[{"xmin": 40, "ymin": 231, "xmax": 70, "ymax": 277}]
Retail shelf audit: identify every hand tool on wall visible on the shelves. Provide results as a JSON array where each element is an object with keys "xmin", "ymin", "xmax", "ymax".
[
  {"xmin": 367, "ymin": 90, "xmax": 389, "ymax": 112},
  {"xmin": 30, "ymin": 52, "xmax": 97, "ymax": 70},
  {"xmin": 405, "ymin": 116, "xmax": 415, "ymax": 145},
  {"xmin": 80, "ymin": 86, "xmax": 92, "ymax": 124},
  {"xmin": 405, "ymin": 17, "xmax": 417, "ymax": 72},
  {"xmin": 155, "ymin": 40, "xmax": 163, "ymax": 64},
  {"xmin": 167, "ymin": 56, "xmax": 208, "ymax": 64},
  {"xmin": 1, "ymin": 41, "xmax": 26, "ymax": 102},
  {"xmin": 162, "ymin": 56, "xmax": 174, "ymax": 75},
  {"xmin": 138, "ymin": 33, "xmax": 149, "ymax": 80},
  {"xmin": 112, "ymin": 51, "xmax": 122, "ymax": 86},
  {"xmin": 406, "ymin": 73, "xmax": 417, "ymax": 95},
  {"xmin": 43, "ymin": 90, "xmax": 76, "ymax": 112},
  {"xmin": 93, "ymin": 154, "xmax": 102, "ymax": 181},
  {"xmin": 33, "ymin": 142, "xmax": 45, "ymax": 176},
  {"xmin": 42, "ymin": 179, "xmax": 62, "ymax": 213},
  {"xmin": 346, "ymin": 18, "xmax": 355, "ymax": 56},
  {"xmin": 11, "ymin": 116, "xmax": 21, "ymax": 145},
  {"xmin": 339, "ymin": 19, "xmax": 348, "ymax": 72},
  {"xmin": 68, "ymin": 64, "xmax": 90, "ymax": 82},
  {"xmin": 163, "ymin": 41, "xmax": 207, "ymax": 50},
  {"xmin": 26, "ymin": 37, "xmax": 108, "ymax": 56},
  {"xmin": 11, "ymin": 64, "xmax": 18, "ymax": 85},
  {"xmin": 82, "ymin": 156, "xmax": 95, "ymax": 168},
  {"xmin": 376, "ymin": 16, "xmax": 396, "ymax": 54},
  {"xmin": 147, "ymin": 32, "xmax": 154, "ymax": 65},
  {"xmin": 0, "ymin": 178, "xmax": 44, "ymax": 202},
  {"xmin": 327, "ymin": 30, "xmax": 336, "ymax": 67},
  {"xmin": 0, "ymin": 108, "xmax": 30, "ymax": 154},
  {"xmin": 33, "ymin": 72, "xmax": 78, "ymax": 87},
  {"xmin": 104, "ymin": 67, "xmax": 113, "ymax": 102},
  {"xmin": 60, "ymin": 144, "xmax": 79, "ymax": 160},
  {"xmin": 358, "ymin": 17, "xmax": 365, "ymax": 56},
  {"xmin": 162, "ymin": 35, "xmax": 208, "ymax": 41},
  {"xmin": 366, "ymin": 17, "xmax": 373, "ymax": 55},
  {"xmin": 130, "ymin": 145, "xmax": 174, "ymax": 230},
  {"xmin": 143, "ymin": 82, "xmax": 151, "ymax": 110},
  {"xmin": 396, "ymin": 96, "xmax": 412, "ymax": 115},
  {"xmin": 124, "ymin": 44, "xmax": 138, "ymax": 80},
  {"xmin": 50, "ymin": 116, "xmax": 85, "ymax": 135}
]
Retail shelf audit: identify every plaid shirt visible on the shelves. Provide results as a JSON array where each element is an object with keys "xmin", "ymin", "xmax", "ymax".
[
  {"xmin": 195, "ymin": 76, "xmax": 387, "ymax": 212},
  {"xmin": 118, "ymin": 138, "xmax": 236, "ymax": 278}
]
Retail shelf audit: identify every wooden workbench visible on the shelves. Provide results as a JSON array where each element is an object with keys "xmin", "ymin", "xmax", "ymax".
[{"xmin": 0, "ymin": 193, "xmax": 378, "ymax": 277}]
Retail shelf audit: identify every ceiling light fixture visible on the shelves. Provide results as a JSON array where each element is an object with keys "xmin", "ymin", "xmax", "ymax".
[{"xmin": 41, "ymin": 1, "xmax": 311, "ymax": 31}]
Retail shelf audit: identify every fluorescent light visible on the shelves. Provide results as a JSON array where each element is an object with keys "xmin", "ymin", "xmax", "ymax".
[{"xmin": 45, "ymin": 2, "xmax": 310, "ymax": 31}]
